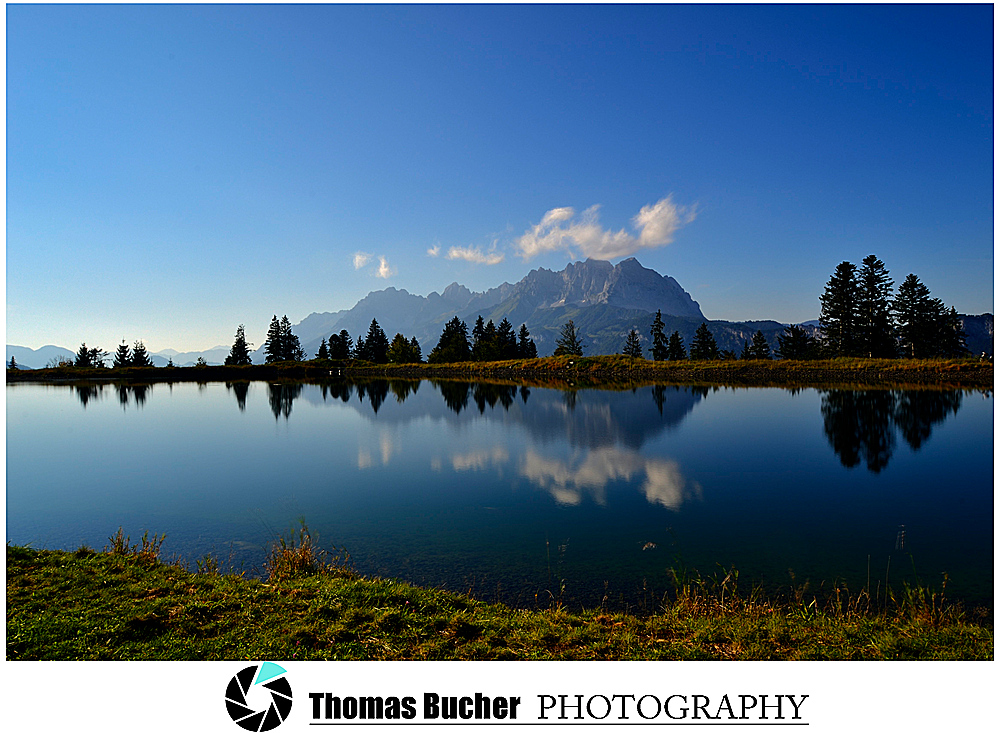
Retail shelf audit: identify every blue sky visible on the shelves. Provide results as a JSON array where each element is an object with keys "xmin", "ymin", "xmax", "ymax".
[{"xmin": 6, "ymin": 4, "xmax": 993, "ymax": 352}]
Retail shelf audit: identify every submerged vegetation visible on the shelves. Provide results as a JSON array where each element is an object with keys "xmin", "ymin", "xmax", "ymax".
[{"xmin": 6, "ymin": 528, "xmax": 992, "ymax": 661}]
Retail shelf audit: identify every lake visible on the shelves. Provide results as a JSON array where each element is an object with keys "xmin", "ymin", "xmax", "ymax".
[{"xmin": 6, "ymin": 379, "xmax": 993, "ymax": 610}]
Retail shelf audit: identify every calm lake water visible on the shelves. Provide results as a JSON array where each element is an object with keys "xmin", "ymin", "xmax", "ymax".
[{"xmin": 6, "ymin": 379, "xmax": 994, "ymax": 609}]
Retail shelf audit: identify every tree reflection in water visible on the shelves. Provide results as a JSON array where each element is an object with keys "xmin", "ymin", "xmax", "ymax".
[
  {"xmin": 267, "ymin": 383, "xmax": 302, "ymax": 420},
  {"xmin": 225, "ymin": 381, "xmax": 250, "ymax": 412},
  {"xmin": 821, "ymin": 389, "xmax": 965, "ymax": 472}
]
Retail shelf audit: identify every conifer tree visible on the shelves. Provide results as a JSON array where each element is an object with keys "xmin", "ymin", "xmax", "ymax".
[
  {"xmin": 666, "ymin": 331, "xmax": 686, "ymax": 360},
  {"xmin": 131, "ymin": 341, "xmax": 154, "ymax": 367},
  {"xmin": 553, "ymin": 320, "xmax": 584, "ymax": 357},
  {"xmin": 353, "ymin": 335, "xmax": 367, "ymax": 361},
  {"xmin": 749, "ymin": 330, "xmax": 772, "ymax": 360},
  {"xmin": 315, "ymin": 338, "xmax": 329, "ymax": 360},
  {"xmin": 264, "ymin": 316, "xmax": 284, "ymax": 363},
  {"xmin": 623, "ymin": 329, "xmax": 644, "ymax": 358},
  {"xmin": 409, "ymin": 336, "xmax": 423, "ymax": 363},
  {"xmin": 820, "ymin": 261, "xmax": 860, "ymax": 357},
  {"xmin": 517, "ymin": 324, "xmax": 537, "ymax": 359},
  {"xmin": 739, "ymin": 340, "xmax": 752, "ymax": 361},
  {"xmin": 776, "ymin": 325, "xmax": 817, "ymax": 360},
  {"xmin": 893, "ymin": 274, "xmax": 938, "ymax": 358},
  {"xmin": 387, "ymin": 333, "xmax": 419, "ymax": 364},
  {"xmin": 280, "ymin": 316, "xmax": 305, "ymax": 362},
  {"xmin": 75, "ymin": 343, "xmax": 91, "ymax": 368},
  {"xmin": 857, "ymin": 255, "xmax": 896, "ymax": 358},
  {"xmin": 497, "ymin": 318, "xmax": 517, "ymax": 360},
  {"xmin": 428, "ymin": 317, "xmax": 471, "ymax": 363},
  {"xmin": 649, "ymin": 310, "xmax": 668, "ymax": 360},
  {"xmin": 113, "ymin": 340, "xmax": 132, "ymax": 368},
  {"xmin": 471, "ymin": 316, "xmax": 486, "ymax": 360},
  {"xmin": 328, "ymin": 330, "xmax": 353, "ymax": 360},
  {"xmin": 362, "ymin": 318, "xmax": 390, "ymax": 364},
  {"xmin": 8, "ymin": 355, "xmax": 16, "ymax": 370},
  {"xmin": 225, "ymin": 325, "xmax": 253, "ymax": 365},
  {"xmin": 689, "ymin": 323, "xmax": 719, "ymax": 360}
]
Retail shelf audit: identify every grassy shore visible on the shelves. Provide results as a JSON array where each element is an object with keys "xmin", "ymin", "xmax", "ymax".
[
  {"xmin": 7, "ymin": 534, "xmax": 992, "ymax": 661},
  {"xmin": 6, "ymin": 354, "xmax": 994, "ymax": 389}
]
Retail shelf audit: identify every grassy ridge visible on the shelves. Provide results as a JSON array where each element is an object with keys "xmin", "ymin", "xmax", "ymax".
[
  {"xmin": 7, "ymin": 539, "xmax": 992, "ymax": 661},
  {"xmin": 6, "ymin": 355, "xmax": 993, "ymax": 389}
]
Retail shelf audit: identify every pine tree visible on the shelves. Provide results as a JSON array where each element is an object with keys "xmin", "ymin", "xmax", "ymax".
[
  {"xmin": 353, "ymin": 335, "xmax": 367, "ymax": 361},
  {"xmin": 553, "ymin": 320, "xmax": 584, "ymax": 357},
  {"xmin": 649, "ymin": 310, "xmax": 668, "ymax": 360},
  {"xmin": 749, "ymin": 330, "xmax": 772, "ymax": 360},
  {"xmin": 264, "ymin": 316, "xmax": 283, "ymax": 363},
  {"xmin": 776, "ymin": 325, "xmax": 817, "ymax": 360},
  {"xmin": 517, "ymin": 324, "xmax": 537, "ymax": 359},
  {"xmin": 315, "ymin": 338, "xmax": 329, "ymax": 361},
  {"xmin": 739, "ymin": 340, "xmax": 752, "ymax": 361},
  {"xmin": 88, "ymin": 346, "xmax": 108, "ymax": 368},
  {"xmin": 666, "ymin": 331, "xmax": 686, "ymax": 360},
  {"xmin": 113, "ymin": 340, "xmax": 132, "ymax": 368},
  {"xmin": 8, "ymin": 355, "xmax": 16, "ymax": 370},
  {"xmin": 820, "ymin": 261, "xmax": 860, "ymax": 357},
  {"xmin": 225, "ymin": 325, "xmax": 253, "ymax": 365},
  {"xmin": 857, "ymin": 255, "xmax": 897, "ymax": 358},
  {"xmin": 131, "ymin": 341, "xmax": 154, "ymax": 367},
  {"xmin": 428, "ymin": 317, "xmax": 471, "ymax": 363},
  {"xmin": 689, "ymin": 323, "xmax": 719, "ymax": 360},
  {"xmin": 623, "ymin": 329, "xmax": 644, "ymax": 358},
  {"xmin": 937, "ymin": 307, "xmax": 969, "ymax": 357}
]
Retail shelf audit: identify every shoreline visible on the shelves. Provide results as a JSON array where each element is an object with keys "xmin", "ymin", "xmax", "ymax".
[
  {"xmin": 7, "ymin": 543, "xmax": 992, "ymax": 661},
  {"xmin": 6, "ymin": 355, "xmax": 994, "ymax": 389}
]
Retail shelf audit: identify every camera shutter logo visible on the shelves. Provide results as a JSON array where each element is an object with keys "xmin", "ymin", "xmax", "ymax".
[{"xmin": 225, "ymin": 662, "xmax": 293, "ymax": 731}]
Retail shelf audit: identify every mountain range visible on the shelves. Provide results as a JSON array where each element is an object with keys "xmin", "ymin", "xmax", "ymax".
[{"xmin": 7, "ymin": 258, "xmax": 993, "ymax": 367}]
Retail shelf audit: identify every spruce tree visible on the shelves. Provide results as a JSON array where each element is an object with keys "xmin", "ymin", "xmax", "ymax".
[
  {"xmin": 739, "ymin": 340, "xmax": 752, "ymax": 361},
  {"xmin": 776, "ymin": 325, "xmax": 817, "ymax": 360},
  {"xmin": 264, "ymin": 316, "xmax": 283, "ymax": 363},
  {"xmin": 387, "ymin": 333, "xmax": 415, "ymax": 364},
  {"xmin": 666, "ymin": 331, "xmax": 686, "ymax": 360},
  {"xmin": 225, "ymin": 325, "xmax": 253, "ymax": 365},
  {"xmin": 409, "ymin": 336, "xmax": 423, "ymax": 363},
  {"xmin": 937, "ymin": 307, "xmax": 969, "ymax": 357},
  {"xmin": 88, "ymin": 347, "xmax": 108, "ymax": 368},
  {"xmin": 131, "ymin": 341, "xmax": 154, "ymax": 367},
  {"xmin": 553, "ymin": 320, "xmax": 584, "ymax": 357},
  {"xmin": 428, "ymin": 317, "xmax": 471, "ymax": 363},
  {"xmin": 893, "ymin": 274, "xmax": 938, "ymax": 358},
  {"xmin": 471, "ymin": 316, "xmax": 486, "ymax": 361},
  {"xmin": 279, "ymin": 316, "xmax": 305, "ymax": 362},
  {"xmin": 8, "ymin": 356, "xmax": 16, "ymax": 370},
  {"xmin": 623, "ymin": 329, "xmax": 644, "ymax": 358},
  {"xmin": 689, "ymin": 323, "xmax": 719, "ymax": 360},
  {"xmin": 315, "ymin": 338, "xmax": 329, "ymax": 360},
  {"xmin": 820, "ymin": 261, "xmax": 860, "ymax": 357},
  {"xmin": 113, "ymin": 340, "xmax": 132, "ymax": 368},
  {"xmin": 857, "ymin": 255, "xmax": 897, "ymax": 358},
  {"xmin": 649, "ymin": 310, "xmax": 668, "ymax": 360},
  {"xmin": 363, "ymin": 318, "xmax": 390, "ymax": 364},
  {"xmin": 353, "ymin": 335, "xmax": 367, "ymax": 361},
  {"xmin": 517, "ymin": 324, "xmax": 537, "ymax": 359},
  {"xmin": 749, "ymin": 330, "xmax": 772, "ymax": 360},
  {"xmin": 328, "ymin": 330, "xmax": 353, "ymax": 360},
  {"xmin": 497, "ymin": 318, "xmax": 517, "ymax": 360},
  {"xmin": 75, "ymin": 343, "xmax": 93, "ymax": 368}
]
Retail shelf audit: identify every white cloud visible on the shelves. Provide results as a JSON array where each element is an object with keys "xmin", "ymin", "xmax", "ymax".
[
  {"xmin": 353, "ymin": 251, "xmax": 371, "ymax": 270},
  {"xmin": 515, "ymin": 196, "xmax": 695, "ymax": 261},
  {"xmin": 375, "ymin": 256, "xmax": 395, "ymax": 279},
  {"xmin": 520, "ymin": 447, "xmax": 699, "ymax": 510},
  {"xmin": 427, "ymin": 244, "xmax": 441, "ymax": 257},
  {"xmin": 446, "ymin": 245, "xmax": 505, "ymax": 265}
]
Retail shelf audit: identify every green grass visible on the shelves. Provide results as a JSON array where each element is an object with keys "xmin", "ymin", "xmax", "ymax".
[
  {"xmin": 9, "ymin": 355, "xmax": 991, "ymax": 389},
  {"xmin": 7, "ymin": 536, "xmax": 992, "ymax": 661}
]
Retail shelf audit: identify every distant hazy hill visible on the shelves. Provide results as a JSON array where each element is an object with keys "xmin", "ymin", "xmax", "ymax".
[{"xmin": 6, "ymin": 344, "xmax": 75, "ymax": 369}]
